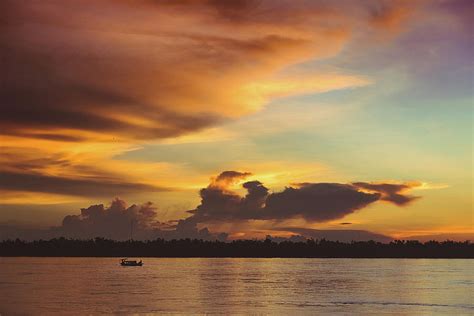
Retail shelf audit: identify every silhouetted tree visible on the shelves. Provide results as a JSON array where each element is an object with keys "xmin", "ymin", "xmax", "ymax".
[{"xmin": 0, "ymin": 238, "xmax": 472, "ymax": 258}]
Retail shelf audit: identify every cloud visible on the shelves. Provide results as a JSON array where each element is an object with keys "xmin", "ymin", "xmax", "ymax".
[
  {"xmin": 186, "ymin": 171, "xmax": 420, "ymax": 224},
  {"xmin": 0, "ymin": 171, "xmax": 422, "ymax": 241},
  {"xmin": 56, "ymin": 197, "xmax": 227, "ymax": 241},
  {"xmin": 263, "ymin": 183, "xmax": 380, "ymax": 221},
  {"xmin": 352, "ymin": 182, "xmax": 421, "ymax": 206},
  {"xmin": 59, "ymin": 198, "xmax": 161, "ymax": 240},
  {"xmin": 368, "ymin": 1, "xmax": 414, "ymax": 31},
  {"xmin": 0, "ymin": 198, "xmax": 226, "ymax": 241},
  {"xmin": 0, "ymin": 147, "xmax": 168, "ymax": 198},
  {"xmin": 271, "ymin": 227, "xmax": 393, "ymax": 243},
  {"xmin": 0, "ymin": 0, "xmax": 429, "ymax": 201},
  {"xmin": 1, "ymin": 0, "xmax": 419, "ymax": 142},
  {"xmin": 0, "ymin": 171, "xmax": 165, "ymax": 198},
  {"xmin": 212, "ymin": 171, "xmax": 252, "ymax": 188},
  {"xmin": 400, "ymin": 233, "xmax": 474, "ymax": 243}
]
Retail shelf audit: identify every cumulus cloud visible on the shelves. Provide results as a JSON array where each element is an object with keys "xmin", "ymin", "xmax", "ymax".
[
  {"xmin": 0, "ymin": 198, "xmax": 226, "ymax": 241},
  {"xmin": 0, "ymin": 171, "xmax": 422, "ymax": 241},
  {"xmin": 186, "ymin": 171, "xmax": 420, "ymax": 224},
  {"xmin": 59, "ymin": 198, "xmax": 162, "ymax": 240},
  {"xmin": 58, "ymin": 198, "xmax": 227, "ymax": 240},
  {"xmin": 56, "ymin": 198, "xmax": 228, "ymax": 240}
]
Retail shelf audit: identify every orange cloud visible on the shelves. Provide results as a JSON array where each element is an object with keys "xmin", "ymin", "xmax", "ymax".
[
  {"xmin": 0, "ymin": 0, "xmax": 426, "ymax": 201},
  {"xmin": 1, "ymin": 0, "xmax": 419, "ymax": 142}
]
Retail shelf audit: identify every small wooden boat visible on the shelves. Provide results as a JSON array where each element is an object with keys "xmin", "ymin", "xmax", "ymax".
[
  {"xmin": 119, "ymin": 222, "xmax": 143, "ymax": 266},
  {"xmin": 120, "ymin": 258, "xmax": 143, "ymax": 266}
]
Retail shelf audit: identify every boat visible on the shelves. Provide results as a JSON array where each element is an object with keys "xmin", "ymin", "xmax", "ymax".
[
  {"xmin": 120, "ymin": 258, "xmax": 143, "ymax": 266},
  {"xmin": 119, "ymin": 221, "xmax": 144, "ymax": 266}
]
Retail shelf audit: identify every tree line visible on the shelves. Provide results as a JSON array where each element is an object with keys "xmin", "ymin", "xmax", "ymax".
[{"xmin": 1, "ymin": 238, "xmax": 472, "ymax": 258}]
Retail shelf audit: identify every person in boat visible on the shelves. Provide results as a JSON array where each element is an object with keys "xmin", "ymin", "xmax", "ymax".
[{"xmin": 120, "ymin": 258, "xmax": 143, "ymax": 266}]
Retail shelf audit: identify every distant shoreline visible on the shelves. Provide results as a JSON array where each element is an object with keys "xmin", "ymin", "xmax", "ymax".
[
  {"xmin": 2, "ymin": 256, "xmax": 472, "ymax": 259},
  {"xmin": 1, "ymin": 238, "xmax": 473, "ymax": 259}
]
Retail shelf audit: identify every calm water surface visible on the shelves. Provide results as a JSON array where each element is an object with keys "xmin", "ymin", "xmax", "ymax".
[{"xmin": 0, "ymin": 258, "xmax": 472, "ymax": 315}]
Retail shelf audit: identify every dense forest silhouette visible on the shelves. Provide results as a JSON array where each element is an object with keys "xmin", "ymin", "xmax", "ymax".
[{"xmin": 1, "ymin": 238, "xmax": 472, "ymax": 258}]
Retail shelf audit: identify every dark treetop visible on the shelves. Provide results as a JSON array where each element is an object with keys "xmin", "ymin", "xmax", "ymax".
[{"xmin": 1, "ymin": 238, "xmax": 473, "ymax": 258}]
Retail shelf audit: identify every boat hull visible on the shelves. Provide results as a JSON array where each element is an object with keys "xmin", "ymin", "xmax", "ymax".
[
  {"xmin": 120, "ymin": 262, "xmax": 143, "ymax": 266},
  {"xmin": 120, "ymin": 259, "xmax": 143, "ymax": 266}
]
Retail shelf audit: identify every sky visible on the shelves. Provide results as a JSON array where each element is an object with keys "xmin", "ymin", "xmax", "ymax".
[{"xmin": 0, "ymin": 0, "xmax": 472, "ymax": 241}]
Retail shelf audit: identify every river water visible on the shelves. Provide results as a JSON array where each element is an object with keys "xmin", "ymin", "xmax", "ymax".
[{"xmin": 0, "ymin": 258, "xmax": 472, "ymax": 315}]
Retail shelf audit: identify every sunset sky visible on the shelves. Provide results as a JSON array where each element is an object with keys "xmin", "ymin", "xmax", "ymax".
[{"xmin": 1, "ymin": 0, "xmax": 472, "ymax": 241}]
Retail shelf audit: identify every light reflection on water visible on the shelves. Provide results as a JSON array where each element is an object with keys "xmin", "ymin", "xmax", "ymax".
[{"xmin": 0, "ymin": 258, "xmax": 472, "ymax": 314}]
